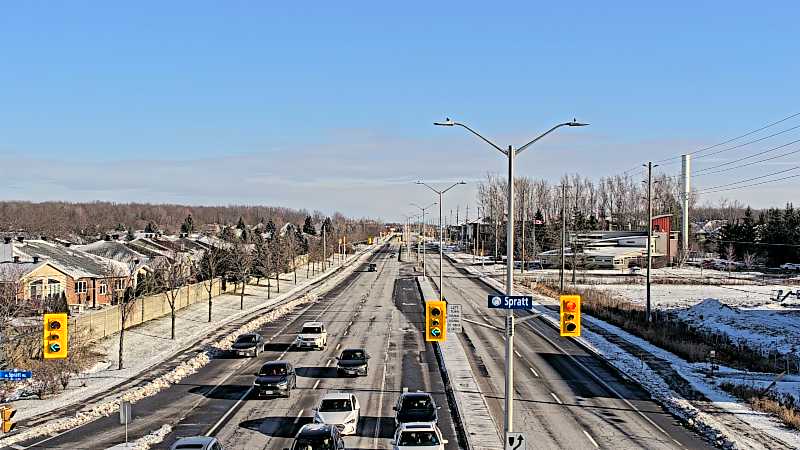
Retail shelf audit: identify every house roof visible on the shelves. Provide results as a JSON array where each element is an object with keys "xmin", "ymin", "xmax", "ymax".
[
  {"xmin": 5, "ymin": 240, "xmax": 130, "ymax": 278},
  {"xmin": 74, "ymin": 241, "xmax": 149, "ymax": 265}
]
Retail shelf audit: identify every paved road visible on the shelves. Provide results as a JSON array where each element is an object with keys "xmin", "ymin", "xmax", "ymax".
[
  {"xmin": 9, "ymin": 242, "xmax": 458, "ymax": 450},
  {"xmin": 425, "ymin": 250, "xmax": 716, "ymax": 450}
]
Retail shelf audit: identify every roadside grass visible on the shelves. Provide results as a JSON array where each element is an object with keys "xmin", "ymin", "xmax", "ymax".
[
  {"xmin": 532, "ymin": 281, "xmax": 795, "ymax": 374},
  {"xmin": 719, "ymin": 382, "xmax": 800, "ymax": 430}
]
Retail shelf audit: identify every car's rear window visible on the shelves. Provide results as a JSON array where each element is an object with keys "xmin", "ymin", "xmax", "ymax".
[
  {"xmin": 302, "ymin": 326, "xmax": 322, "ymax": 334},
  {"xmin": 402, "ymin": 396, "xmax": 433, "ymax": 410},
  {"xmin": 399, "ymin": 430, "xmax": 440, "ymax": 446},
  {"xmin": 293, "ymin": 437, "xmax": 333, "ymax": 450},
  {"xmin": 236, "ymin": 335, "xmax": 256, "ymax": 343},
  {"xmin": 175, "ymin": 445, "xmax": 205, "ymax": 449}
]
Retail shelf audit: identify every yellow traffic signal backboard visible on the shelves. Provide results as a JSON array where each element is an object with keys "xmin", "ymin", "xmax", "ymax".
[
  {"xmin": 43, "ymin": 313, "xmax": 68, "ymax": 359},
  {"xmin": 425, "ymin": 300, "xmax": 447, "ymax": 342},
  {"xmin": 559, "ymin": 295, "xmax": 581, "ymax": 337},
  {"xmin": 1, "ymin": 406, "xmax": 15, "ymax": 434}
]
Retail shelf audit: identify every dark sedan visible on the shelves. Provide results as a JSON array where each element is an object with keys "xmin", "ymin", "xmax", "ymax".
[
  {"xmin": 336, "ymin": 348, "xmax": 370, "ymax": 377},
  {"xmin": 231, "ymin": 333, "xmax": 264, "ymax": 357},
  {"xmin": 254, "ymin": 361, "xmax": 296, "ymax": 398}
]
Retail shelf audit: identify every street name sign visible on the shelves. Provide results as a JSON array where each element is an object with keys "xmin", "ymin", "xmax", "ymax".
[
  {"xmin": 0, "ymin": 370, "xmax": 32, "ymax": 381},
  {"xmin": 447, "ymin": 304, "xmax": 462, "ymax": 333},
  {"xmin": 488, "ymin": 295, "xmax": 534, "ymax": 309}
]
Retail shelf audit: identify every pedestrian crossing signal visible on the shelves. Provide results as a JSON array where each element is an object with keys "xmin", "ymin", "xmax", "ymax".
[{"xmin": 559, "ymin": 295, "xmax": 581, "ymax": 337}]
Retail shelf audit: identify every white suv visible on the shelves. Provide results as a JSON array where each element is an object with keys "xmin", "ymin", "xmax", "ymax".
[
  {"xmin": 392, "ymin": 422, "xmax": 448, "ymax": 450},
  {"xmin": 295, "ymin": 322, "xmax": 327, "ymax": 350}
]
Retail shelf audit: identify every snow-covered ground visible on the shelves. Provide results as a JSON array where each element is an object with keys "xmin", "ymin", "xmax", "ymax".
[
  {"xmin": 584, "ymin": 283, "xmax": 796, "ymax": 309},
  {"xmin": 448, "ymin": 250, "xmax": 800, "ymax": 449}
]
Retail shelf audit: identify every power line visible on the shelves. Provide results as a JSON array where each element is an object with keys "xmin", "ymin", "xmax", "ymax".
[
  {"xmin": 698, "ymin": 173, "xmax": 800, "ymax": 195},
  {"xmin": 692, "ymin": 123, "xmax": 800, "ymax": 161},
  {"xmin": 694, "ymin": 145, "xmax": 800, "ymax": 177},
  {"xmin": 695, "ymin": 138, "xmax": 800, "ymax": 174},
  {"xmin": 696, "ymin": 166, "xmax": 800, "ymax": 193},
  {"xmin": 654, "ymin": 111, "xmax": 800, "ymax": 164}
]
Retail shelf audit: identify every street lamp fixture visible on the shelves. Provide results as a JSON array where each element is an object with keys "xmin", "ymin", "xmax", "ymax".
[
  {"xmin": 410, "ymin": 202, "xmax": 437, "ymax": 276},
  {"xmin": 415, "ymin": 181, "xmax": 467, "ymax": 300},
  {"xmin": 434, "ymin": 116, "xmax": 587, "ymax": 444}
]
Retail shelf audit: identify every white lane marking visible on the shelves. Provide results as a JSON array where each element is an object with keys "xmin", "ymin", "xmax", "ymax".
[
  {"xmin": 207, "ymin": 386, "xmax": 254, "ymax": 436},
  {"xmin": 374, "ymin": 309, "xmax": 393, "ymax": 448},
  {"xmin": 529, "ymin": 367, "xmax": 539, "ymax": 377},
  {"xmin": 582, "ymin": 429, "xmax": 599, "ymax": 448},
  {"xmin": 514, "ymin": 350, "xmax": 522, "ymax": 358},
  {"xmin": 293, "ymin": 409, "xmax": 305, "ymax": 425},
  {"xmin": 550, "ymin": 392, "xmax": 563, "ymax": 405},
  {"xmin": 336, "ymin": 343, "xmax": 341, "ymax": 351},
  {"xmin": 313, "ymin": 380, "xmax": 321, "ymax": 390},
  {"xmin": 325, "ymin": 359, "xmax": 332, "ymax": 367},
  {"xmin": 525, "ymin": 322, "xmax": 675, "ymax": 440}
]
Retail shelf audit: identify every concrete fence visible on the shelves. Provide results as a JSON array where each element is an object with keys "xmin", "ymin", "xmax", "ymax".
[{"xmin": 69, "ymin": 277, "xmax": 235, "ymax": 341}]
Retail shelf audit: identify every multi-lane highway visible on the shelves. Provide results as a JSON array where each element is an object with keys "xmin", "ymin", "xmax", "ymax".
[
  {"xmin": 426, "ymin": 251, "xmax": 715, "ymax": 450},
  {"xmin": 10, "ymin": 242, "xmax": 459, "ymax": 450}
]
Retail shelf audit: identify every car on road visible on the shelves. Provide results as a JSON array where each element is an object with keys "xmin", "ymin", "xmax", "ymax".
[
  {"xmin": 169, "ymin": 436, "xmax": 223, "ymax": 450},
  {"xmin": 313, "ymin": 392, "xmax": 361, "ymax": 435},
  {"xmin": 391, "ymin": 422, "xmax": 448, "ymax": 450},
  {"xmin": 336, "ymin": 348, "xmax": 370, "ymax": 376},
  {"xmin": 231, "ymin": 332, "xmax": 264, "ymax": 357},
  {"xmin": 367, "ymin": 263, "xmax": 377, "ymax": 272},
  {"xmin": 295, "ymin": 322, "xmax": 327, "ymax": 350},
  {"xmin": 254, "ymin": 360, "xmax": 296, "ymax": 398},
  {"xmin": 290, "ymin": 424, "xmax": 346, "ymax": 450},
  {"xmin": 394, "ymin": 391, "xmax": 439, "ymax": 426},
  {"xmin": 781, "ymin": 262, "xmax": 800, "ymax": 272}
]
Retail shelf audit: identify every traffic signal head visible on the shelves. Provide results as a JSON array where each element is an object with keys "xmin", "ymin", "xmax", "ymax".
[
  {"xmin": 559, "ymin": 295, "xmax": 581, "ymax": 337},
  {"xmin": 1, "ymin": 406, "xmax": 15, "ymax": 434},
  {"xmin": 43, "ymin": 313, "xmax": 68, "ymax": 359},
  {"xmin": 425, "ymin": 300, "xmax": 447, "ymax": 342}
]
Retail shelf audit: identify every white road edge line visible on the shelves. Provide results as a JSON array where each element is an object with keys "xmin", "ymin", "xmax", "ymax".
[
  {"xmin": 582, "ymin": 429, "xmax": 599, "ymax": 448},
  {"xmin": 550, "ymin": 392, "xmax": 563, "ymax": 405},
  {"xmin": 207, "ymin": 385, "xmax": 253, "ymax": 436},
  {"xmin": 529, "ymin": 367, "xmax": 539, "ymax": 377},
  {"xmin": 526, "ymin": 322, "xmax": 676, "ymax": 441}
]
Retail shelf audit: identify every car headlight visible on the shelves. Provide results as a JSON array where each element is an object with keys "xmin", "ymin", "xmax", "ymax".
[{"xmin": 276, "ymin": 381, "xmax": 288, "ymax": 388}]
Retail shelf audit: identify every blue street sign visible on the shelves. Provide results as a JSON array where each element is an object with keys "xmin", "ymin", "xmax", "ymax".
[
  {"xmin": 487, "ymin": 295, "xmax": 534, "ymax": 309},
  {"xmin": 0, "ymin": 370, "xmax": 33, "ymax": 381}
]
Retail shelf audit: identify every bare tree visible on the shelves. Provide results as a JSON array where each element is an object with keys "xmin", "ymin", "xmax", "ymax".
[
  {"xmin": 725, "ymin": 244, "xmax": 737, "ymax": 275},
  {"xmin": 160, "ymin": 251, "xmax": 190, "ymax": 339},
  {"xmin": 743, "ymin": 252, "xmax": 759, "ymax": 270},
  {"xmin": 197, "ymin": 236, "xmax": 227, "ymax": 322},
  {"xmin": 100, "ymin": 261, "xmax": 141, "ymax": 370},
  {"xmin": 229, "ymin": 236, "xmax": 254, "ymax": 310}
]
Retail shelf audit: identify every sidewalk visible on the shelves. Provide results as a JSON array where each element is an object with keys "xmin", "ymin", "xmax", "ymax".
[
  {"xmin": 8, "ymin": 251, "xmax": 366, "ymax": 422},
  {"xmin": 417, "ymin": 276, "xmax": 503, "ymax": 450}
]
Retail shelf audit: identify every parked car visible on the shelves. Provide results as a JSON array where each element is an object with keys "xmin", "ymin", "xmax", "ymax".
[
  {"xmin": 170, "ymin": 436, "xmax": 223, "ymax": 450},
  {"xmin": 254, "ymin": 360, "xmax": 296, "ymax": 398},
  {"xmin": 290, "ymin": 424, "xmax": 346, "ymax": 450},
  {"xmin": 394, "ymin": 391, "xmax": 439, "ymax": 426},
  {"xmin": 391, "ymin": 422, "xmax": 448, "ymax": 450},
  {"xmin": 231, "ymin": 333, "xmax": 264, "ymax": 357},
  {"xmin": 295, "ymin": 322, "xmax": 327, "ymax": 350},
  {"xmin": 313, "ymin": 392, "xmax": 361, "ymax": 435},
  {"xmin": 336, "ymin": 348, "xmax": 370, "ymax": 377},
  {"xmin": 781, "ymin": 263, "xmax": 800, "ymax": 272}
]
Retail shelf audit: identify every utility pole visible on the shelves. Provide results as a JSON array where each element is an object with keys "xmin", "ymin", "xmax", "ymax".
[
  {"xmin": 560, "ymin": 183, "xmax": 567, "ymax": 292},
  {"xmin": 645, "ymin": 161, "xmax": 655, "ymax": 322},
  {"xmin": 322, "ymin": 225, "xmax": 327, "ymax": 271},
  {"xmin": 681, "ymin": 154, "xmax": 691, "ymax": 264}
]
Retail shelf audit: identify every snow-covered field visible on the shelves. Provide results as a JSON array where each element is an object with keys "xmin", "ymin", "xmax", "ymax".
[{"xmin": 584, "ymin": 283, "xmax": 795, "ymax": 309}]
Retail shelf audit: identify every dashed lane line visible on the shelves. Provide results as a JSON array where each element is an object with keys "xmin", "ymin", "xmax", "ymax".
[
  {"xmin": 583, "ymin": 429, "xmax": 600, "ymax": 448},
  {"xmin": 550, "ymin": 392, "xmax": 563, "ymax": 405}
]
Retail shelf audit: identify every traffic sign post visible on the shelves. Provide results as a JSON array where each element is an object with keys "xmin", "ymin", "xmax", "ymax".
[
  {"xmin": 488, "ymin": 295, "xmax": 534, "ymax": 310},
  {"xmin": 120, "ymin": 400, "xmax": 132, "ymax": 444},
  {"xmin": 506, "ymin": 432, "xmax": 526, "ymax": 450},
  {"xmin": 447, "ymin": 304, "xmax": 462, "ymax": 333}
]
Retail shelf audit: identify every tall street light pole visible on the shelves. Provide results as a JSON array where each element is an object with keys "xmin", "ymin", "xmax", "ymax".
[
  {"xmin": 411, "ymin": 202, "xmax": 437, "ymax": 277},
  {"xmin": 435, "ymin": 117, "xmax": 588, "ymax": 443},
  {"xmin": 416, "ymin": 181, "xmax": 466, "ymax": 300}
]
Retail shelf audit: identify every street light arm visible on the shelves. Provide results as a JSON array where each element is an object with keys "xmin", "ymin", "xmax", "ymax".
[
  {"xmin": 516, "ymin": 123, "xmax": 568, "ymax": 155},
  {"xmin": 438, "ymin": 121, "xmax": 506, "ymax": 155},
  {"xmin": 416, "ymin": 181, "xmax": 441, "ymax": 194},
  {"xmin": 441, "ymin": 181, "xmax": 467, "ymax": 194}
]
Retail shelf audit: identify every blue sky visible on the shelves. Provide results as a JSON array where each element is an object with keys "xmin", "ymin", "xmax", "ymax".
[{"xmin": 1, "ymin": 2, "xmax": 798, "ymax": 220}]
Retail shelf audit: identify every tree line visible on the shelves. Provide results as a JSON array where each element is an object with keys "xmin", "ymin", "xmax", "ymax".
[{"xmin": 717, "ymin": 205, "xmax": 800, "ymax": 266}]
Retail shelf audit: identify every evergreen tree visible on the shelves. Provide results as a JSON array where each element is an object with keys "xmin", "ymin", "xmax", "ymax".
[
  {"xmin": 115, "ymin": 223, "xmax": 126, "ymax": 232},
  {"xmin": 587, "ymin": 214, "xmax": 599, "ymax": 231},
  {"xmin": 236, "ymin": 216, "xmax": 247, "ymax": 230},
  {"xmin": 220, "ymin": 225, "xmax": 236, "ymax": 242},
  {"xmin": 181, "ymin": 214, "xmax": 194, "ymax": 234},
  {"xmin": 265, "ymin": 219, "xmax": 277, "ymax": 236},
  {"xmin": 126, "ymin": 226, "xmax": 135, "ymax": 241},
  {"xmin": 322, "ymin": 217, "xmax": 333, "ymax": 234},
  {"xmin": 144, "ymin": 221, "xmax": 158, "ymax": 234},
  {"xmin": 303, "ymin": 216, "xmax": 317, "ymax": 235},
  {"xmin": 534, "ymin": 208, "xmax": 544, "ymax": 224}
]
